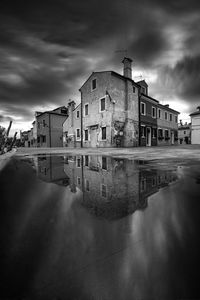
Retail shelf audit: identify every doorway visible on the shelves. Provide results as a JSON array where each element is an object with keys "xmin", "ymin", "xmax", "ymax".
[{"xmin": 146, "ymin": 127, "xmax": 151, "ymax": 146}]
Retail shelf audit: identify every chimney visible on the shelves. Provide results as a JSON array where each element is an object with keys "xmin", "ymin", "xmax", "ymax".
[
  {"xmin": 68, "ymin": 100, "xmax": 76, "ymax": 127},
  {"xmin": 165, "ymin": 104, "xmax": 169, "ymax": 108},
  {"xmin": 122, "ymin": 57, "xmax": 132, "ymax": 79},
  {"xmin": 197, "ymin": 106, "xmax": 200, "ymax": 111}
]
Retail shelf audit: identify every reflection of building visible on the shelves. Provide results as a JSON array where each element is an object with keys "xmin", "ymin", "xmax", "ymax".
[
  {"xmin": 63, "ymin": 155, "xmax": 178, "ymax": 220},
  {"xmin": 35, "ymin": 154, "xmax": 178, "ymax": 220},
  {"xmin": 190, "ymin": 106, "xmax": 200, "ymax": 144},
  {"xmin": 36, "ymin": 155, "xmax": 69, "ymax": 186}
]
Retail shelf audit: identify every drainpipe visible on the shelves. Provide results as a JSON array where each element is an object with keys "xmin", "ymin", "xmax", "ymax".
[
  {"xmin": 138, "ymin": 87, "xmax": 141, "ymax": 146},
  {"xmin": 49, "ymin": 114, "xmax": 51, "ymax": 147},
  {"xmin": 80, "ymin": 91, "xmax": 83, "ymax": 148}
]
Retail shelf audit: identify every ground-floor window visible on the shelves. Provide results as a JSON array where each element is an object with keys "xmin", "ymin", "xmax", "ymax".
[
  {"xmin": 102, "ymin": 156, "xmax": 107, "ymax": 170},
  {"xmin": 41, "ymin": 135, "xmax": 46, "ymax": 143},
  {"xmin": 141, "ymin": 126, "xmax": 146, "ymax": 138},
  {"xmin": 152, "ymin": 128, "xmax": 157, "ymax": 138},
  {"xmin": 102, "ymin": 127, "xmax": 106, "ymax": 140},
  {"xmin": 76, "ymin": 128, "xmax": 80, "ymax": 139},
  {"xmin": 85, "ymin": 129, "xmax": 88, "ymax": 141},
  {"xmin": 165, "ymin": 129, "xmax": 169, "ymax": 139},
  {"xmin": 158, "ymin": 129, "xmax": 163, "ymax": 138}
]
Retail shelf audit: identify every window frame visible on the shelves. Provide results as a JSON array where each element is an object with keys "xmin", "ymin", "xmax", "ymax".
[
  {"xmin": 141, "ymin": 102, "xmax": 146, "ymax": 116},
  {"xmin": 84, "ymin": 103, "xmax": 89, "ymax": 116},
  {"xmin": 76, "ymin": 128, "xmax": 81, "ymax": 140},
  {"xmin": 91, "ymin": 78, "xmax": 97, "ymax": 91},
  {"xmin": 152, "ymin": 106, "xmax": 156, "ymax": 118},
  {"xmin": 84, "ymin": 129, "xmax": 89, "ymax": 141},
  {"xmin": 101, "ymin": 126, "xmax": 106, "ymax": 140},
  {"xmin": 76, "ymin": 110, "xmax": 80, "ymax": 119},
  {"xmin": 100, "ymin": 97, "xmax": 106, "ymax": 112}
]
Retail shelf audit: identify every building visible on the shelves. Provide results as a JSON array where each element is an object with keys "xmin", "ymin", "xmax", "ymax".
[
  {"xmin": 157, "ymin": 104, "xmax": 179, "ymax": 146},
  {"xmin": 178, "ymin": 121, "xmax": 191, "ymax": 144},
  {"xmin": 190, "ymin": 106, "xmax": 200, "ymax": 144},
  {"xmin": 63, "ymin": 101, "xmax": 81, "ymax": 148},
  {"xmin": 139, "ymin": 83, "xmax": 158, "ymax": 146},
  {"xmin": 79, "ymin": 57, "xmax": 139, "ymax": 147},
  {"xmin": 36, "ymin": 106, "xmax": 68, "ymax": 147}
]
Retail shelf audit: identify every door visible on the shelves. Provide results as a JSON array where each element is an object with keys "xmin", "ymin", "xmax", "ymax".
[
  {"xmin": 90, "ymin": 128, "xmax": 98, "ymax": 147},
  {"xmin": 146, "ymin": 127, "xmax": 151, "ymax": 146},
  {"xmin": 171, "ymin": 131, "xmax": 174, "ymax": 145}
]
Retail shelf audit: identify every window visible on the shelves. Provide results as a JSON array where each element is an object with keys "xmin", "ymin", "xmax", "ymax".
[
  {"xmin": 175, "ymin": 115, "xmax": 178, "ymax": 123},
  {"xmin": 101, "ymin": 184, "xmax": 107, "ymax": 198},
  {"xmin": 102, "ymin": 156, "xmax": 107, "ymax": 170},
  {"xmin": 158, "ymin": 128, "xmax": 163, "ymax": 138},
  {"xmin": 85, "ymin": 104, "xmax": 88, "ymax": 116},
  {"xmin": 102, "ymin": 127, "xmax": 106, "ymax": 140},
  {"xmin": 141, "ymin": 87, "xmax": 146, "ymax": 94},
  {"xmin": 133, "ymin": 86, "xmax": 136, "ymax": 93},
  {"xmin": 86, "ymin": 180, "xmax": 89, "ymax": 191},
  {"xmin": 158, "ymin": 109, "xmax": 161, "ymax": 119},
  {"xmin": 141, "ymin": 102, "xmax": 146, "ymax": 115},
  {"xmin": 85, "ymin": 129, "xmax": 88, "ymax": 141},
  {"xmin": 165, "ymin": 112, "xmax": 168, "ymax": 120},
  {"xmin": 85, "ymin": 155, "xmax": 89, "ymax": 166},
  {"xmin": 38, "ymin": 122, "xmax": 40, "ymax": 129},
  {"xmin": 152, "ymin": 107, "xmax": 156, "ymax": 118},
  {"xmin": 141, "ymin": 126, "xmax": 146, "ymax": 138},
  {"xmin": 184, "ymin": 131, "xmax": 186, "ymax": 134},
  {"xmin": 42, "ymin": 135, "xmax": 46, "ymax": 143},
  {"xmin": 100, "ymin": 98, "xmax": 106, "ymax": 111},
  {"xmin": 76, "ymin": 129, "xmax": 80, "ymax": 139},
  {"xmin": 37, "ymin": 136, "xmax": 40, "ymax": 143},
  {"xmin": 141, "ymin": 178, "xmax": 146, "ymax": 192},
  {"xmin": 170, "ymin": 113, "xmax": 172, "ymax": 121},
  {"xmin": 76, "ymin": 157, "xmax": 81, "ymax": 167},
  {"xmin": 77, "ymin": 177, "xmax": 81, "ymax": 185},
  {"xmin": 92, "ymin": 79, "xmax": 96, "ymax": 90},
  {"xmin": 152, "ymin": 128, "xmax": 157, "ymax": 138},
  {"xmin": 165, "ymin": 129, "xmax": 169, "ymax": 138},
  {"xmin": 76, "ymin": 110, "xmax": 80, "ymax": 118}
]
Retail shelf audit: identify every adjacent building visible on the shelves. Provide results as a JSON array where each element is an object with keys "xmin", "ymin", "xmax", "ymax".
[
  {"xmin": 36, "ymin": 106, "xmax": 68, "ymax": 147},
  {"xmin": 63, "ymin": 101, "xmax": 81, "ymax": 148},
  {"xmin": 190, "ymin": 106, "xmax": 200, "ymax": 144},
  {"xmin": 178, "ymin": 122, "xmax": 191, "ymax": 144}
]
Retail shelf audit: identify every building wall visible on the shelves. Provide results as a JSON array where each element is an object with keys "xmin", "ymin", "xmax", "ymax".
[
  {"xmin": 157, "ymin": 105, "xmax": 178, "ymax": 146},
  {"xmin": 140, "ymin": 96, "xmax": 157, "ymax": 146},
  {"xmin": 50, "ymin": 114, "xmax": 66, "ymax": 147},
  {"xmin": 80, "ymin": 72, "xmax": 139, "ymax": 148},
  {"xmin": 191, "ymin": 115, "xmax": 200, "ymax": 144},
  {"xmin": 178, "ymin": 126, "xmax": 191, "ymax": 144},
  {"xmin": 63, "ymin": 104, "xmax": 81, "ymax": 148}
]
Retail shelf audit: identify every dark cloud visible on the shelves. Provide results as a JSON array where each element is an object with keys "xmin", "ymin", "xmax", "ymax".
[{"xmin": 0, "ymin": 0, "xmax": 200, "ymax": 128}]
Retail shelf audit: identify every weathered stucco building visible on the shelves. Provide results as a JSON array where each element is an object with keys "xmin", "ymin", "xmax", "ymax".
[
  {"xmin": 79, "ymin": 58, "xmax": 139, "ymax": 147},
  {"xmin": 63, "ymin": 101, "xmax": 81, "ymax": 148},
  {"xmin": 36, "ymin": 106, "xmax": 68, "ymax": 147},
  {"xmin": 190, "ymin": 106, "xmax": 200, "ymax": 144},
  {"xmin": 178, "ymin": 122, "xmax": 191, "ymax": 144}
]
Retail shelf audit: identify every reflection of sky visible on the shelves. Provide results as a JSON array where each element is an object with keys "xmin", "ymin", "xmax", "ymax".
[{"xmin": 1, "ymin": 157, "xmax": 200, "ymax": 299}]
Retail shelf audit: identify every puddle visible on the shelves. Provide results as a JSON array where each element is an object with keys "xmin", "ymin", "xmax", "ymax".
[{"xmin": 0, "ymin": 154, "xmax": 200, "ymax": 300}]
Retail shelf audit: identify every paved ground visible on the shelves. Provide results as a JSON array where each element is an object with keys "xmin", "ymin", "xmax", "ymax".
[{"xmin": 15, "ymin": 144, "xmax": 200, "ymax": 163}]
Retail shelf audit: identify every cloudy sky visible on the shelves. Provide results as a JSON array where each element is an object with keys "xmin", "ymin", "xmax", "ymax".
[{"xmin": 0, "ymin": 0, "xmax": 200, "ymax": 135}]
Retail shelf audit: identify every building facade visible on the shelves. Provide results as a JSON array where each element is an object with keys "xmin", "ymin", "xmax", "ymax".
[
  {"xmin": 157, "ymin": 104, "xmax": 179, "ymax": 146},
  {"xmin": 79, "ymin": 58, "xmax": 139, "ymax": 148},
  {"xmin": 36, "ymin": 106, "xmax": 68, "ymax": 147},
  {"xmin": 178, "ymin": 122, "xmax": 191, "ymax": 144},
  {"xmin": 190, "ymin": 107, "xmax": 200, "ymax": 144},
  {"xmin": 63, "ymin": 101, "xmax": 81, "ymax": 148}
]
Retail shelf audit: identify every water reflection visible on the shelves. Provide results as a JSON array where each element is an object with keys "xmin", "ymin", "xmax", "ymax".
[
  {"xmin": 1, "ymin": 155, "xmax": 200, "ymax": 300},
  {"xmin": 36, "ymin": 155, "xmax": 177, "ymax": 219}
]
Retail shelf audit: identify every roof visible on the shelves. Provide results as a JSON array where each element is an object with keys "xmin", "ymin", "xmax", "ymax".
[
  {"xmin": 190, "ymin": 110, "xmax": 200, "ymax": 117},
  {"xmin": 140, "ymin": 93, "xmax": 159, "ymax": 103},
  {"xmin": 157, "ymin": 103, "xmax": 180, "ymax": 114},
  {"xmin": 36, "ymin": 111, "xmax": 68, "ymax": 118},
  {"xmin": 79, "ymin": 70, "xmax": 140, "ymax": 91}
]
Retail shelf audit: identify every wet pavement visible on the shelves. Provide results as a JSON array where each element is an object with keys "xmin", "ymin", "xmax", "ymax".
[{"xmin": 0, "ymin": 153, "xmax": 200, "ymax": 300}]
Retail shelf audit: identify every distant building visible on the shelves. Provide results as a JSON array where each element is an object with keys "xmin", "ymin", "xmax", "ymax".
[
  {"xmin": 36, "ymin": 106, "xmax": 68, "ymax": 147},
  {"xmin": 190, "ymin": 106, "xmax": 200, "ymax": 144},
  {"xmin": 178, "ymin": 121, "xmax": 191, "ymax": 144},
  {"xmin": 63, "ymin": 101, "xmax": 81, "ymax": 148}
]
